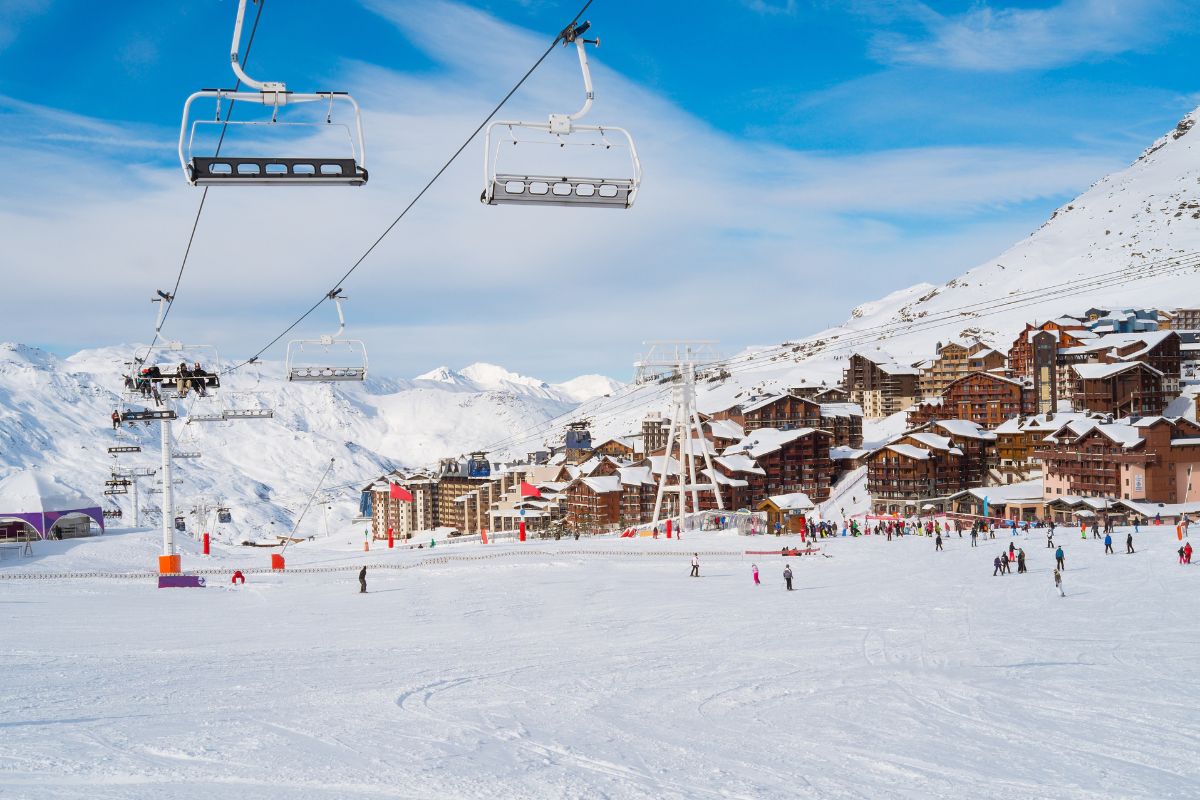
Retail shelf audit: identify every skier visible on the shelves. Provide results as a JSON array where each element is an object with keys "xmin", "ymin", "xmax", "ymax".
[
  {"xmin": 752, "ymin": 563, "xmax": 760, "ymax": 585},
  {"xmin": 1179, "ymin": 545, "xmax": 1187, "ymax": 565},
  {"xmin": 690, "ymin": 554, "xmax": 699, "ymax": 578},
  {"xmin": 1185, "ymin": 541, "xmax": 1193, "ymax": 564},
  {"xmin": 1046, "ymin": 530, "xmax": 1055, "ymax": 549},
  {"xmin": 1054, "ymin": 568, "xmax": 1065, "ymax": 597},
  {"xmin": 935, "ymin": 533, "xmax": 943, "ymax": 552},
  {"xmin": 1055, "ymin": 545, "xmax": 1065, "ymax": 571},
  {"xmin": 1104, "ymin": 533, "xmax": 1113, "ymax": 554},
  {"xmin": 231, "ymin": 570, "xmax": 245, "ymax": 586},
  {"xmin": 993, "ymin": 555, "xmax": 1002, "ymax": 576},
  {"xmin": 1134, "ymin": 518, "xmax": 1140, "ymax": 534},
  {"xmin": 1001, "ymin": 552, "xmax": 1010, "ymax": 574},
  {"xmin": 1126, "ymin": 533, "xmax": 1134, "ymax": 554},
  {"xmin": 110, "ymin": 409, "xmax": 121, "ymax": 430},
  {"xmin": 970, "ymin": 528, "xmax": 978, "ymax": 547},
  {"xmin": 1008, "ymin": 541, "xmax": 1016, "ymax": 561},
  {"xmin": 1017, "ymin": 549, "xmax": 1026, "ymax": 573},
  {"xmin": 783, "ymin": 564, "xmax": 794, "ymax": 591},
  {"xmin": 358, "ymin": 565, "xmax": 367, "ymax": 593}
]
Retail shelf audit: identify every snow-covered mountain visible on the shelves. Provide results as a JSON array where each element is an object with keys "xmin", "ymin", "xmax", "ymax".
[
  {"xmin": 0, "ymin": 344, "xmax": 618, "ymax": 537},
  {"xmin": 505, "ymin": 106, "xmax": 1200, "ymax": 454}
]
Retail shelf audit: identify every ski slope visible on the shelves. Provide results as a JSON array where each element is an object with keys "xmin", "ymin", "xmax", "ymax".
[{"xmin": 2, "ymin": 526, "xmax": 1197, "ymax": 799}]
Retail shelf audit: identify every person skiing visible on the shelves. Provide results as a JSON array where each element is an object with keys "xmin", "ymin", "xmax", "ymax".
[
  {"xmin": 1017, "ymin": 549, "xmax": 1027, "ymax": 574},
  {"xmin": 935, "ymin": 533, "xmax": 943, "ymax": 551},
  {"xmin": 1185, "ymin": 541, "xmax": 1193, "ymax": 564},
  {"xmin": 752, "ymin": 563, "xmax": 760, "ymax": 585},
  {"xmin": 1126, "ymin": 533, "xmax": 1134, "ymax": 554},
  {"xmin": 1046, "ymin": 530, "xmax": 1055, "ymax": 549},
  {"xmin": 231, "ymin": 570, "xmax": 245, "ymax": 586},
  {"xmin": 993, "ymin": 555, "xmax": 1002, "ymax": 576},
  {"xmin": 1055, "ymin": 545, "xmax": 1065, "ymax": 571},
  {"xmin": 970, "ymin": 528, "xmax": 978, "ymax": 547},
  {"xmin": 1054, "ymin": 568, "xmax": 1065, "ymax": 597},
  {"xmin": 1179, "ymin": 545, "xmax": 1187, "ymax": 565},
  {"xmin": 358, "ymin": 565, "xmax": 367, "ymax": 593},
  {"xmin": 783, "ymin": 564, "xmax": 794, "ymax": 591},
  {"xmin": 1008, "ymin": 541, "xmax": 1016, "ymax": 561},
  {"xmin": 1104, "ymin": 533, "xmax": 1113, "ymax": 554},
  {"xmin": 690, "ymin": 554, "xmax": 699, "ymax": 578}
]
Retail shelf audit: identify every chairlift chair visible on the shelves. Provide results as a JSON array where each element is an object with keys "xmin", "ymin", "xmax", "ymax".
[
  {"xmin": 482, "ymin": 21, "xmax": 641, "ymax": 209},
  {"xmin": 224, "ymin": 361, "xmax": 276, "ymax": 418},
  {"xmin": 171, "ymin": 451, "xmax": 202, "ymax": 460},
  {"xmin": 285, "ymin": 290, "xmax": 368, "ymax": 382},
  {"xmin": 174, "ymin": 516, "xmax": 187, "ymax": 532},
  {"xmin": 217, "ymin": 507, "xmax": 233, "ymax": 524},
  {"xmin": 104, "ymin": 488, "xmax": 128, "ymax": 496},
  {"xmin": 178, "ymin": 0, "xmax": 367, "ymax": 186}
]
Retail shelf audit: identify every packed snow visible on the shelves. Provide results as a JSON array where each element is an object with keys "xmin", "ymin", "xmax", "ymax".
[{"xmin": 2, "ymin": 523, "xmax": 1198, "ymax": 798}]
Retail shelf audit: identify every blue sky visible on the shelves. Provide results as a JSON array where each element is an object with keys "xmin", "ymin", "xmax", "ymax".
[{"xmin": 1, "ymin": 0, "xmax": 1198, "ymax": 381}]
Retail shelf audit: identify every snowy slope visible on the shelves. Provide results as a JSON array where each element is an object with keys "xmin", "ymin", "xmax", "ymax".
[
  {"xmin": 2, "ymin": 527, "xmax": 1197, "ymax": 797},
  {"xmin": 0, "ymin": 343, "xmax": 618, "ymax": 536},
  {"xmin": 485, "ymin": 107, "xmax": 1200, "ymax": 456}
]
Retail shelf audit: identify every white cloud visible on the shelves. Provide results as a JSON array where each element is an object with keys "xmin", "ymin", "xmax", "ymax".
[
  {"xmin": 871, "ymin": 0, "xmax": 1183, "ymax": 72},
  {"xmin": 0, "ymin": 0, "xmax": 1130, "ymax": 380}
]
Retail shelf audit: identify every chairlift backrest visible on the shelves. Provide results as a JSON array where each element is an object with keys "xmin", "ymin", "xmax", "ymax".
[
  {"xmin": 482, "ymin": 23, "xmax": 640, "ymax": 209},
  {"xmin": 285, "ymin": 291, "xmax": 368, "ymax": 382},
  {"xmin": 178, "ymin": 0, "xmax": 368, "ymax": 187}
]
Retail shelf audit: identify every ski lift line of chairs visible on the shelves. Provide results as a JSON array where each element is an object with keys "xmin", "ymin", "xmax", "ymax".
[
  {"xmin": 103, "ymin": 508, "xmax": 123, "ymax": 519},
  {"xmin": 482, "ymin": 21, "xmax": 641, "ymax": 209},
  {"xmin": 179, "ymin": 0, "xmax": 366, "ymax": 186},
  {"xmin": 285, "ymin": 290, "xmax": 367, "ymax": 382}
]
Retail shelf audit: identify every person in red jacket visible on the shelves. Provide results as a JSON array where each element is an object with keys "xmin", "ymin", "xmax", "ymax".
[
  {"xmin": 231, "ymin": 570, "xmax": 245, "ymax": 585},
  {"xmin": 1185, "ymin": 541, "xmax": 1193, "ymax": 564}
]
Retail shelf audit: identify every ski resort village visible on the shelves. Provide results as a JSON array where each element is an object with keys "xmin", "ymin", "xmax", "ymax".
[{"xmin": 2, "ymin": 2, "xmax": 1200, "ymax": 799}]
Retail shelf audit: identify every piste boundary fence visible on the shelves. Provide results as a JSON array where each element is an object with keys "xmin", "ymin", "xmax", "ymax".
[{"xmin": 0, "ymin": 548, "xmax": 747, "ymax": 581}]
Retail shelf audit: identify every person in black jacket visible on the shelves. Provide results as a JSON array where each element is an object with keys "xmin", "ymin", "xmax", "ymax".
[
  {"xmin": 783, "ymin": 564, "xmax": 794, "ymax": 591},
  {"xmin": 1126, "ymin": 533, "xmax": 1135, "ymax": 554},
  {"xmin": 358, "ymin": 566, "xmax": 367, "ymax": 593}
]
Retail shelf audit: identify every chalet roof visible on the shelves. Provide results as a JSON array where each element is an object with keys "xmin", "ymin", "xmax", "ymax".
[
  {"xmin": 761, "ymin": 492, "xmax": 814, "ymax": 511},
  {"xmin": 723, "ymin": 427, "xmax": 819, "ymax": 459},
  {"xmin": 945, "ymin": 479, "xmax": 1044, "ymax": 505},
  {"xmin": 1070, "ymin": 361, "xmax": 1162, "ymax": 380},
  {"xmin": 701, "ymin": 468, "xmax": 749, "ymax": 488},
  {"xmin": 713, "ymin": 453, "xmax": 766, "ymax": 475},
  {"xmin": 741, "ymin": 393, "xmax": 794, "ymax": 414},
  {"xmin": 581, "ymin": 475, "xmax": 622, "ymax": 494},
  {"xmin": 706, "ymin": 418, "xmax": 746, "ymax": 441},
  {"xmin": 644, "ymin": 455, "xmax": 683, "ymax": 476},
  {"xmin": 970, "ymin": 347, "xmax": 1002, "ymax": 359},
  {"xmin": 945, "ymin": 370, "xmax": 1026, "ymax": 390},
  {"xmin": 932, "ymin": 419, "xmax": 997, "ymax": 440},
  {"xmin": 906, "ymin": 432, "xmax": 955, "ymax": 451},
  {"xmin": 830, "ymin": 446, "xmax": 869, "ymax": 460},
  {"xmin": 885, "ymin": 443, "xmax": 932, "ymax": 461},
  {"xmin": 993, "ymin": 411, "xmax": 1096, "ymax": 435},
  {"xmin": 819, "ymin": 402, "xmax": 863, "ymax": 418},
  {"xmin": 617, "ymin": 466, "xmax": 656, "ymax": 486},
  {"xmin": 1054, "ymin": 421, "xmax": 1144, "ymax": 448}
]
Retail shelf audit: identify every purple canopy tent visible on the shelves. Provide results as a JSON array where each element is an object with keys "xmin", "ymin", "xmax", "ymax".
[{"xmin": 0, "ymin": 470, "xmax": 104, "ymax": 540}]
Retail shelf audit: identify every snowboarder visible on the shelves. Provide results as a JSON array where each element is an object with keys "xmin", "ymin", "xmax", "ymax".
[
  {"xmin": 993, "ymin": 556, "xmax": 1002, "ymax": 576},
  {"xmin": 1126, "ymin": 533, "xmax": 1134, "ymax": 554},
  {"xmin": 1054, "ymin": 568, "xmax": 1065, "ymax": 597},
  {"xmin": 752, "ymin": 564, "xmax": 760, "ymax": 585},
  {"xmin": 110, "ymin": 409, "xmax": 121, "ymax": 430},
  {"xmin": 690, "ymin": 554, "xmax": 699, "ymax": 578},
  {"xmin": 935, "ymin": 533, "xmax": 943, "ymax": 551},
  {"xmin": 358, "ymin": 565, "xmax": 367, "ymax": 593},
  {"xmin": 231, "ymin": 570, "xmax": 245, "ymax": 586},
  {"xmin": 783, "ymin": 564, "xmax": 794, "ymax": 591},
  {"xmin": 1104, "ymin": 533, "xmax": 1113, "ymax": 554},
  {"xmin": 1055, "ymin": 546, "xmax": 1065, "ymax": 571}
]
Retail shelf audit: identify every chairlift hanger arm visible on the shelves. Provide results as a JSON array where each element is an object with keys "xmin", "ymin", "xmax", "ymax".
[
  {"xmin": 230, "ymin": 0, "xmax": 280, "ymax": 94},
  {"xmin": 558, "ymin": 22, "xmax": 599, "ymax": 125}
]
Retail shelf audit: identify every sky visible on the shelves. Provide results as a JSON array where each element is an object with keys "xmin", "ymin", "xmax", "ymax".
[{"xmin": 0, "ymin": 0, "xmax": 1198, "ymax": 382}]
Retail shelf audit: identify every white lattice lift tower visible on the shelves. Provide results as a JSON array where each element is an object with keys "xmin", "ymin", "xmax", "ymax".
[{"xmin": 635, "ymin": 341, "xmax": 725, "ymax": 531}]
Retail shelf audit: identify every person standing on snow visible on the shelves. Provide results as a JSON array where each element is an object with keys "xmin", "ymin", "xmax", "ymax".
[
  {"xmin": 1055, "ymin": 546, "xmax": 1065, "ymax": 571},
  {"xmin": 1017, "ymin": 549, "xmax": 1027, "ymax": 574},
  {"xmin": 993, "ymin": 555, "xmax": 1002, "ymax": 576},
  {"xmin": 935, "ymin": 533, "xmax": 943, "ymax": 551},
  {"xmin": 783, "ymin": 564, "xmax": 794, "ymax": 591},
  {"xmin": 1054, "ymin": 568, "xmax": 1065, "ymax": 597},
  {"xmin": 1126, "ymin": 532, "xmax": 1135, "ymax": 554},
  {"xmin": 970, "ymin": 528, "xmax": 978, "ymax": 547},
  {"xmin": 1047, "ymin": 530, "xmax": 1055, "ymax": 549},
  {"xmin": 1104, "ymin": 533, "xmax": 1114, "ymax": 554},
  {"xmin": 690, "ymin": 554, "xmax": 699, "ymax": 578},
  {"xmin": 752, "ymin": 564, "xmax": 760, "ymax": 585},
  {"xmin": 1185, "ymin": 541, "xmax": 1193, "ymax": 564},
  {"xmin": 231, "ymin": 570, "xmax": 245, "ymax": 586},
  {"xmin": 358, "ymin": 565, "xmax": 367, "ymax": 593}
]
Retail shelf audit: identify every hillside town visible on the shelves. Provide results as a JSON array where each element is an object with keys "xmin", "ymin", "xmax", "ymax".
[{"xmin": 366, "ymin": 306, "xmax": 1200, "ymax": 539}]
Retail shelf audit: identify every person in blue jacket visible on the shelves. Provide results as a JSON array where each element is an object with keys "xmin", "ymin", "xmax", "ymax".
[{"xmin": 1104, "ymin": 533, "xmax": 1113, "ymax": 554}]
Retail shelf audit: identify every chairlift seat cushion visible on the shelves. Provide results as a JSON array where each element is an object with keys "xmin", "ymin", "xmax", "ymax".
[
  {"xmin": 190, "ymin": 157, "xmax": 367, "ymax": 186},
  {"xmin": 489, "ymin": 174, "xmax": 633, "ymax": 208}
]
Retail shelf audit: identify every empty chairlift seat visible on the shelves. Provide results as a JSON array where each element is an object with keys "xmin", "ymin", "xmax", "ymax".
[
  {"xmin": 284, "ymin": 290, "xmax": 368, "ymax": 383},
  {"xmin": 189, "ymin": 156, "xmax": 366, "ymax": 186}
]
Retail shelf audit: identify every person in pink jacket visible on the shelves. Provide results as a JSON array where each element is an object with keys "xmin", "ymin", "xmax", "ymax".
[{"xmin": 752, "ymin": 564, "xmax": 760, "ymax": 585}]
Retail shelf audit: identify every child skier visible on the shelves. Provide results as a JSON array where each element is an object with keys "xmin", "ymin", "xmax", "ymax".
[{"xmin": 752, "ymin": 564, "xmax": 760, "ymax": 585}]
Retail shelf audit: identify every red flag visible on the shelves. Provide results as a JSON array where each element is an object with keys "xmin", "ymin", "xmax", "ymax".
[
  {"xmin": 519, "ymin": 481, "xmax": 542, "ymax": 498},
  {"xmin": 390, "ymin": 483, "xmax": 413, "ymax": 502}
]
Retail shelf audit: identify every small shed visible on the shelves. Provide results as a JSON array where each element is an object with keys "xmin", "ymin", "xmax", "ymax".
[
  {"xmin": 0, "ymin": 470, "xmax": 104, "ymax": 541},
  {"xmin": 757, "ymin": 492, "xmax": 814, "ymax": 534}
]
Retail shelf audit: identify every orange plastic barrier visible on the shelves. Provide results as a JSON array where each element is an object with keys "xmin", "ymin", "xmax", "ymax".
[{"xmin": 158, "ymin": 554, "xmax": 181, "ymax": 574}]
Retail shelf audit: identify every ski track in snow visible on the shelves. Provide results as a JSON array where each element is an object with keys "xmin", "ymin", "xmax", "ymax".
[{"xmin": 1, "ymin": 529, "xmax": 1199, "ymax": 799}]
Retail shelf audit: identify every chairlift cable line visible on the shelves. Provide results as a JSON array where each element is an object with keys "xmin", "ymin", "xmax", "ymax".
[
  {"xmin": 142, "ymin": 0, "xmax": 267, "ymax": 366},
  {"xmin": 227, "ymin": 0, "xmax": 597, "ymax": 373}
]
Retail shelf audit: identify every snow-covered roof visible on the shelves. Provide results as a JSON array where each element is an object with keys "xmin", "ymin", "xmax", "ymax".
[
  {"xmin": 932, "ymin": 419, "xmax": 996, "ymax": 440},
  {"xmin": 701, "ymin": 469, "xmax": 749, "ymax": 488},
  {"xmin": 906, "ymin": 432, "xmax": 955, "ymax": 451},
  {"xmin": 617, "ymin": 466, "xmax": 655, "ymax": 486},
  {"xmin": 885, "ymin": 444, "xmax": 932, "ymax": 461},
  {"xmin": 723, "ymin": 427, "xmax": 818, "ymax": 459},
  {"xmin": 830, "ymin": 446, "xmax": 869, "ymax": 460},
  {"xmin": 581, "ymin": 476, "xmax": 622, "ymax": 494},
  {"xmin": 645, "ymin": 455, "xmax": 682, "ymax": 476},
  {"xmin": 762, "ymin": 492, "xmax": 814, "ymax": 511},
  {"xmin": 0, "ymin": 470, "xmax": 102, "ymax": 530},
  {"xmin": 1071, "ymin": 361, "xmax": 1162, "ymax": 380},
  {"xmin": 706, "ymin": 418, "xmax": 746, "ymax": 441},
  {"xmin": 946, "ymin": 479, "xmax": 1044, "ymax": 505},
  {"xmin": 819, "ymin": 402, "xmax": 863, "ymax": 418},
  {"xmin": 713, "ymin": 453, "xmax": 766, "ymax": 475}
]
